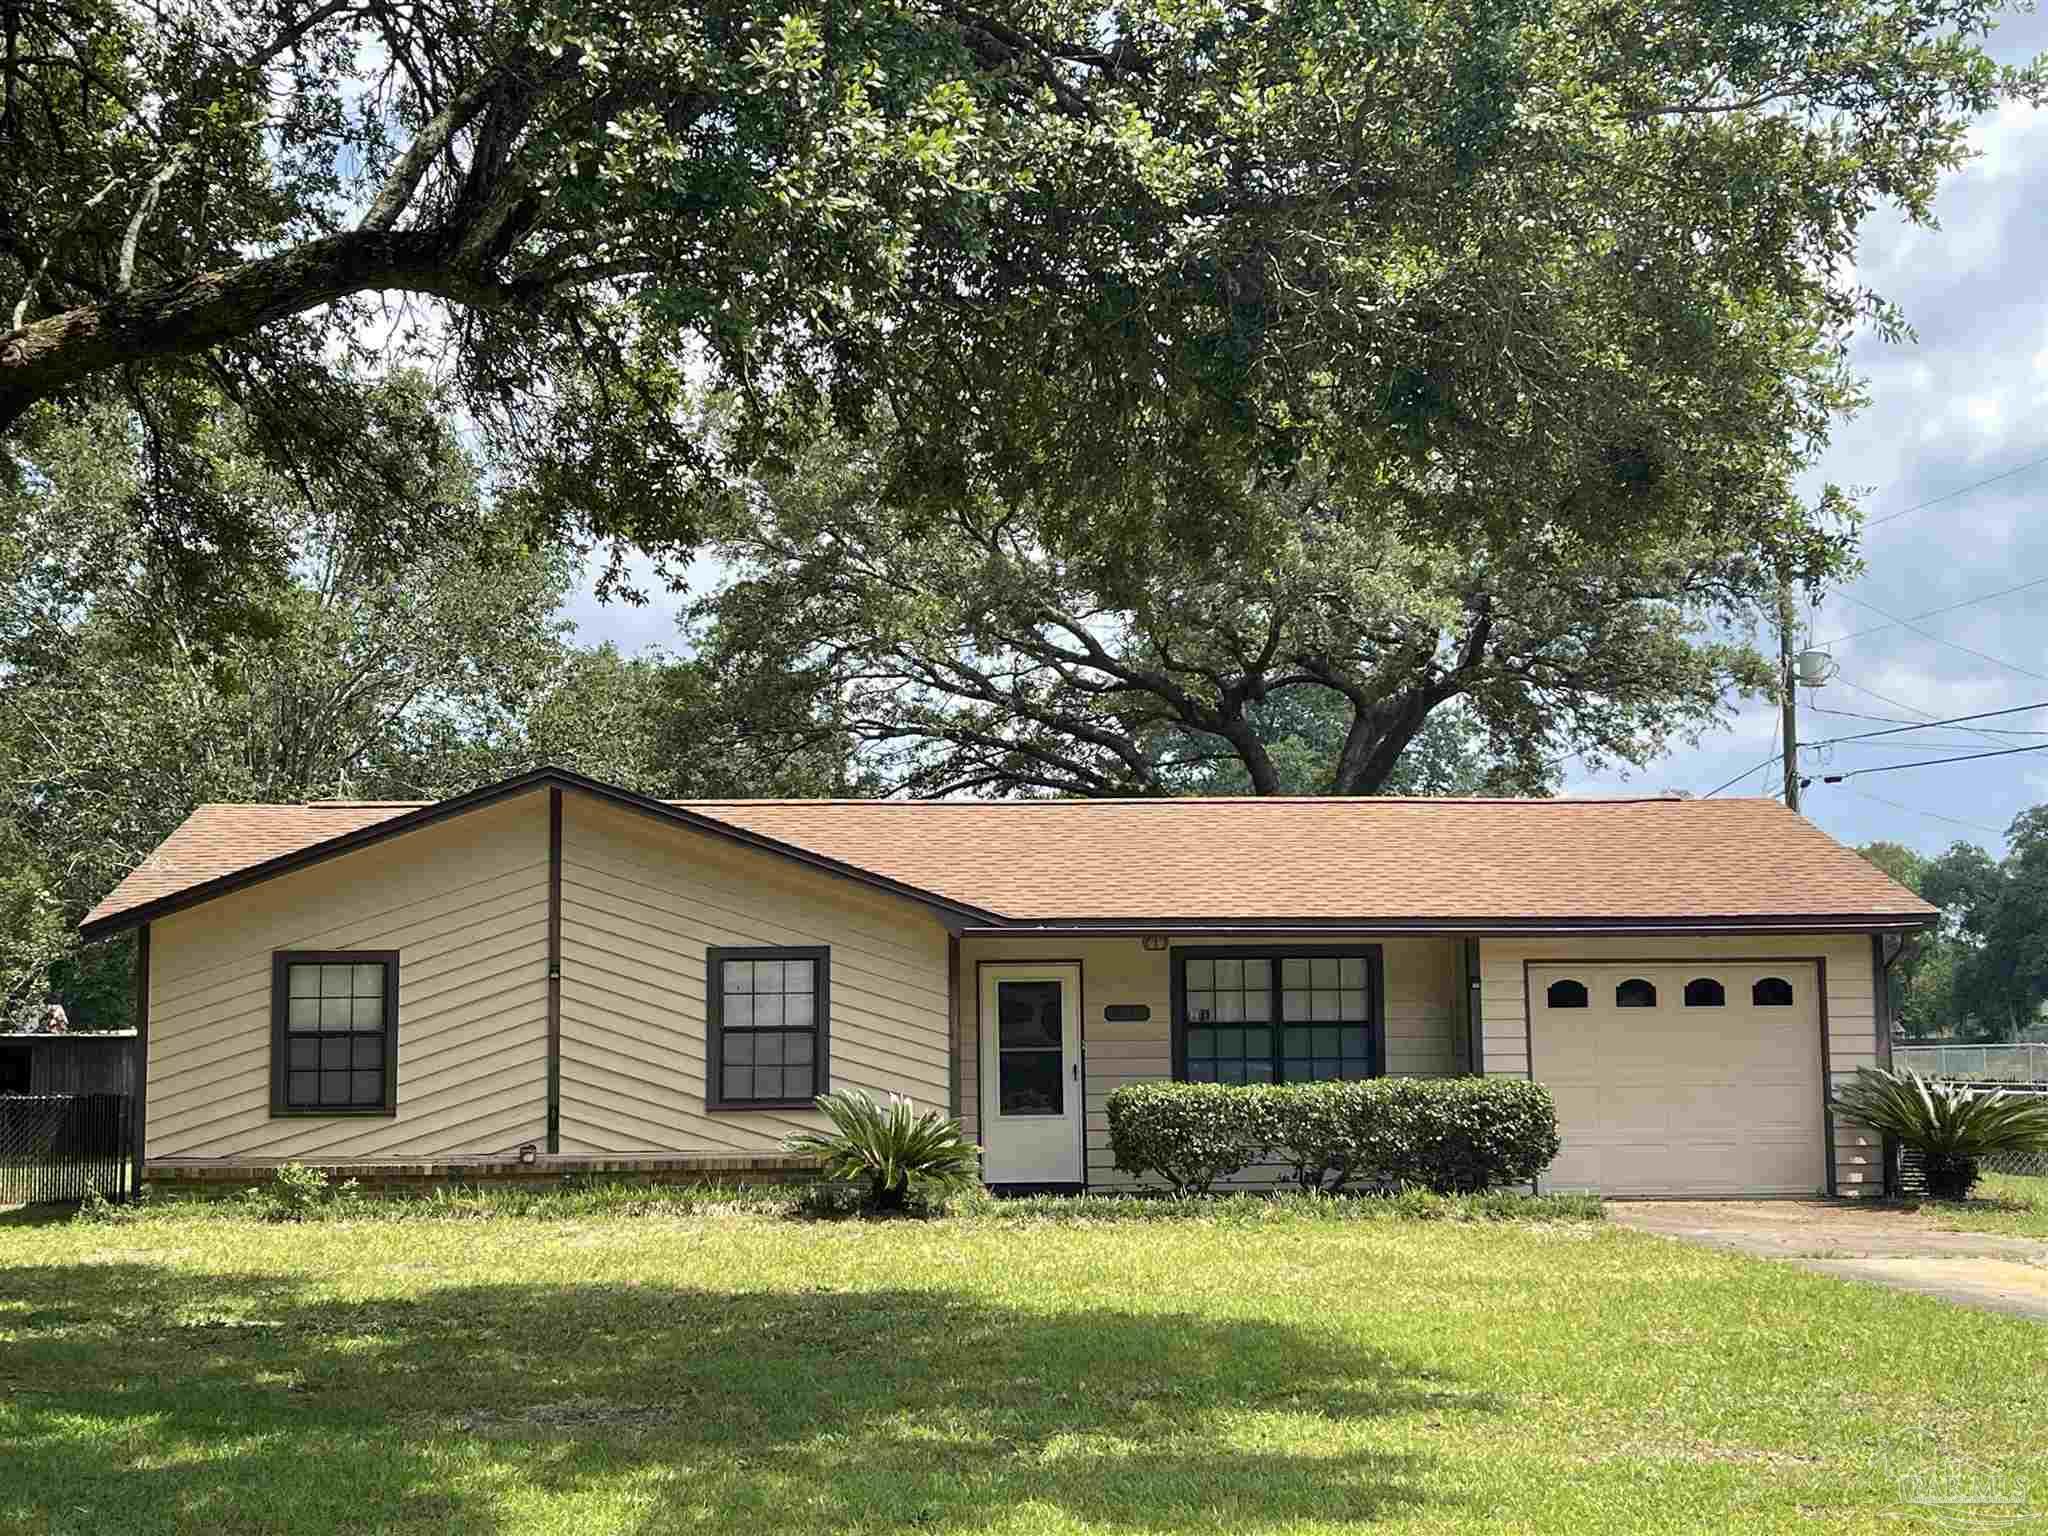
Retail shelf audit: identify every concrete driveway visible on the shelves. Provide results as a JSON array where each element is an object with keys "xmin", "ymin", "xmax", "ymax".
[{"xmin": 1609, "ymin": 1200, "xmax": 2048, "ymax": 1322}]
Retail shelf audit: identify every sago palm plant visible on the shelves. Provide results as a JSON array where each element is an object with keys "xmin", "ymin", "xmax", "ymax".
[
  {"xmin": 1830, "ymin": 1068, "xmax": 2048, "ymax": 1200},
  {"xmin": 785, "ymin": 1090, "xmax": 982, "ymax": 1212}
]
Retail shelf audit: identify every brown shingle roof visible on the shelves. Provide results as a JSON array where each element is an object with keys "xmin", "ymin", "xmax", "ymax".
[
  {"xmin": 86, "ymin": 802, "xmax": 425, "ymax": 928},
  {"xmin": 680, "ymin": 794, "xmax": 1931, "ymax": 922},
  {"xmin": 81, "ymin": 775, "xmax": 1933, "ymax": 933}
]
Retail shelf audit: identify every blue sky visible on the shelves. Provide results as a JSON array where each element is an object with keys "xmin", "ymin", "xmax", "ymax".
[{"xmin": 565, "ymin": 22, "xmax": 2048, "ymax": 849}]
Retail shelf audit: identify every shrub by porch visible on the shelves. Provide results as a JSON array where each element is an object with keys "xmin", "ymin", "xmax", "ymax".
[{"xmin": 1104, "ymin": 1078, "xmax": 1561, "ymax": 1194}]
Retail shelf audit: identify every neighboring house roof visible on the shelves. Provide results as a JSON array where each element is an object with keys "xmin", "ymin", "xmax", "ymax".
[{"xmin": 78, "ymin": 767, "xmax": 1936, "ymax": 939}]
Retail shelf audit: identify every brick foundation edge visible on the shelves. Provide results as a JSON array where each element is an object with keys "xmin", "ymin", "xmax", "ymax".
[{"xmin": 144, "ymin": 1154, "xmax": 825, "ymax": 1199}]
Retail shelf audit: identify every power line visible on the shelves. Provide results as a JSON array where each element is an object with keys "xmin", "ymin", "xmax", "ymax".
[
  {"xmin": 1818, "ymin": 572, "xmax": 2048, "ymax": 648},
  {"xmin": 1864, "ymin": 446, "xmax": 2048, "ymax": 530},
  {"xmin": 1808, "ymin": 705, "xmax": 2048, "ymax": 736},
  {"xmin": 1818, "ymin": 741, "xmax": 2048, "ymax": 780},
  {"xmin": 1838, "ymin": 786, "xmax": 2008, "ymax": 837},
  {"xmin": 1833, "ymin": 591, "xmax": 2048, "ymax": 684},
  {"xmin": 1829, "ymin": 677, "xmax": 2015, "ymax": 748},
  {"xmin": 1819, "ymin": 738, "xmax": 2012, "ymax": 752},
  {"xmin": 1801, "ymin": 698, "xmax": 2048, "ymax": 748},
  {"xmin": 1701, "ymin": 749, "xmax": 1782, "ymax": 797},
  {"xmin": 1701, "ymin": 707, "xmax": 1784, "ymax": 798}
]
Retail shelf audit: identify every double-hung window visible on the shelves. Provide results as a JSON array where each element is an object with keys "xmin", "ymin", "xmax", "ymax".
[
  {"xmin": 1175, "ymin": 948, "xmax": 1382, "ymax": 1084},
  {"xmin": 271, "ymin": 951, "xmax": 399, "ymax": 1115},
  {"xmin": 707, "ymin": 945, "xmax": 830, "ymax": 1109}
]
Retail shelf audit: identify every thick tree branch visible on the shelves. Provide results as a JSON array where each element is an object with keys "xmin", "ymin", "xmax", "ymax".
[
  {"xmin": 358, "ymin": 53, "xmax": 538, "ymax": 233},
  {"xmin": 117, "ymin": 144, "xmax": 192, "ymax": 292},
  {"xmin": 0, "ymin": 226, "xmax": 509, "ymax": 429}
]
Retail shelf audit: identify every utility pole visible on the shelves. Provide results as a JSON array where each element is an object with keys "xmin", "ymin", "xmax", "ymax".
[{"xmin": 1778, "ymin": 571, "xmax": 1801, "ymax": 813}]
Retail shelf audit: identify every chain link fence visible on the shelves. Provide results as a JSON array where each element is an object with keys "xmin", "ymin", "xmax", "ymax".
[
  {"xmin": 1894, "ymin": 1043, "xmax": 2048, "ymax": 1083},
  {"xmin": 0, "ymin": 1092, "xmax": 132, "ymax": 1203},
  {"xmin": 1977, "ymin": 1081, "xmax": 2048, "ymax": 1180},
  {"xmin": 1883, "ymin": 1079, "xmax": 2048, "ymax": 1188}
]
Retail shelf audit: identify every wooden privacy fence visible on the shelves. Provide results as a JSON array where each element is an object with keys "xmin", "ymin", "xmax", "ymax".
[{"xmin": 0, "ymin": 1093, "xmax": 133, "ymax": 1203}]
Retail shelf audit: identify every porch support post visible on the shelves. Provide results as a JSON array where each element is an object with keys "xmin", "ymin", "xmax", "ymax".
[{"xmin": 947, "ymin": 933, "xmax": 961, "ymax": 1122}]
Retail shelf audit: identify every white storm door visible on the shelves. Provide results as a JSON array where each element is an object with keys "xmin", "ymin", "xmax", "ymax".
[{"xmin": 979, "ymin": 964, "xmax": 1084, "ymax": 1184}]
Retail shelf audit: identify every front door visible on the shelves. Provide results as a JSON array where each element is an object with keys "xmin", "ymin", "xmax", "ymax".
[{"xmin": 979, "ymin": 963, "xmax": 1084, "ymax": 1185}]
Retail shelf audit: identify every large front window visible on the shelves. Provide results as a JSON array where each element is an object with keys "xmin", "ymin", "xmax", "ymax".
[{"xmin": 1176, "ymin": 949, "xmax": 1381, "ymax": 1084}]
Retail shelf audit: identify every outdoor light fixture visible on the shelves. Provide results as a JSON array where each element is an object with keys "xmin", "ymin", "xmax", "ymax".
[
  {"xmin": 1142, "ymin": 936, "xmax": 1168, "ymax": 951},
  {"xmin": 518, "ymin": 1142, "xmax": 538, "ymax": 1165}
]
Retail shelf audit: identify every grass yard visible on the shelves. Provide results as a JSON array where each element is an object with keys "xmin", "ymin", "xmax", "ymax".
[
  {"xmin": 2, "ymin": 1192, "xmax": 2042, "ymax": 1536},
  {"xmin": 1921, "ymin": 1170, "xmax": 2048, "ymax": 1238}
]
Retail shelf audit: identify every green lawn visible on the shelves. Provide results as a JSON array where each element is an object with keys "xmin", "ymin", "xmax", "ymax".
[
  {"xmin": 1920, "ymin": 1170, "xmax": 2048, "ymax": 1238},
  {"xmin": 3, "ymin": 1194, "xmax": 2043, "ymax": 1535}
]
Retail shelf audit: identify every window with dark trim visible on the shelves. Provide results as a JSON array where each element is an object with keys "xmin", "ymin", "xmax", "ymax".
[
  {"xmin": 1174, "ymin": 948, "xmax": 1382, "ymax": 1085},
  {"xmin": 1545, "ymin": 978, "xmax": 1589, "ymax": 1009},
  {"xmin": 1683, "ymin": 977, "xmax": 1726, "ymax": 1008},
  {"xmin": 1615, "ymin": 977, "xmax": 1657, "ymax": 1008},
  {"xmin": 707, "ymin": 945, "xmax": 830, "ymax": 1109},
  {"xmin": 271, "ymin": 951, "xmax": 398, "ymax": 1115},
  {"xmin": 1752, "ymin": 976, "xmax": 1795, "ymax": 1007}
]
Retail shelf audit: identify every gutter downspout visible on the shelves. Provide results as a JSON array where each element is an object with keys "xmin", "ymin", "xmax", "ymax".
[
  {"xmin": 131, "ymin": 924, "xmax": 150, "ymax": 1199},
  {"xmin": 547, "ymin": 788, "xmax": 563, "ymax": 1154},
  {"xmin": 1464, "ymin": 938, "xmax": 1484, "ymax": 1076},
  {"xmin": 1875, "ymin": 932, "xmax": 1906, "ymax": 1195}
]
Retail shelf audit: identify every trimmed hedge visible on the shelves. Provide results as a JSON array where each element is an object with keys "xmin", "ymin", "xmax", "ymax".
[{"xmin": 1105, "ymin": 1078, "xmax": 1562, "ymax": 1195}]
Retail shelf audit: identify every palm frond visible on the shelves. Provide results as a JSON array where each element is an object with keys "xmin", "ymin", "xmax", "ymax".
[
  {"xmin": 786, "ymin": 1089, "xmax": 981, "ymax": 1210},
  {"xmin": 1831, "ymin": 1067, "xmax": 2048, "ymax": 1198}
]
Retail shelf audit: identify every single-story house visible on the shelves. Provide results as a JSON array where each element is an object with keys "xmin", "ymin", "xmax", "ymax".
[{"xmin": 80, "ymin": 768, "xmax": 1934, "ymax": 1199}]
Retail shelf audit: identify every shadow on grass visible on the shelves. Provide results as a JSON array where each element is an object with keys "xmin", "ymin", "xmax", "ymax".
[
  {"xmin": 0, "ymin": 1261, "xmax": 1496, "ymax": 1535},
  {"xmin": 0, "ymin": 1201, "xmax": 75, "ymax": 1228}
]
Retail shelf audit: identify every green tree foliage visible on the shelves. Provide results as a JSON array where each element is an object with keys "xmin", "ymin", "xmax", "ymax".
[
  {"xmin": 0, "ymin": 817, "xmax": 69, "ymax": 1025},
  {"xmin": 0, "ymin": 381, "xmax": 836, "ymax": 1026},
  {"xmin": 1856, "ymin": 840, "xmax": 1950, "ymax": 1039},
  {"xmin": 1874, "ymin": 820, "xmax": 2048, "ymax": 1043},
  {"xmin": 0, "ymin": 0, "xmax": 2035, "ymax": 579},
  {"xmin": 687, "ymin": 427, "xmax": 1811, "ymax": 797},
  {"xmin": 1921, "ymin": 814, "xmax": 2048, "ymax": 1043}
]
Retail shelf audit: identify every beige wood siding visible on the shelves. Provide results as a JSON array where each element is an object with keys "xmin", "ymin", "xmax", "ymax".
[
  {"xmin": 556, "ymin": 796, "xmax": 952, "ymax": 1153},
  {"xmin": 145, "ymin": 793, "xmax": 551, "ymax": 1161},
  {"xmin": 956, "ymin": 935, "xmax": 1464, "ymax": 1187},
  {"xmin": 1477, "ymin": 934, "xmax": 1882, "ymax": 1196}
]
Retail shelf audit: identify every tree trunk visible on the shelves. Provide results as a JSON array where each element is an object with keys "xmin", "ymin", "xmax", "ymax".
[
  {"xmin": 1923, "ymin": 1153, "xmax": 1979, "ymax": 1201},
  {"xmin": 1330, "ymin": 691, "xmax": 1437, "ymax": 795}
]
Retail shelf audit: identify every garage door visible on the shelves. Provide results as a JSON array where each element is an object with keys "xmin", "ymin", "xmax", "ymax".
[{"xmin": 1529, "ymin": 962, "xmax": 1825, "ymax": 1197}]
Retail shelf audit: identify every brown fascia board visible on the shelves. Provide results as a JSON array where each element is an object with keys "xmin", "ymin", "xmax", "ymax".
[
  {"xmin": 77, "ymin": 767, "xmax": 1009, "ymax": 941},
  {"xmin": 957, "ymin": 913, "xmax": 1937, "ymax": 936}
]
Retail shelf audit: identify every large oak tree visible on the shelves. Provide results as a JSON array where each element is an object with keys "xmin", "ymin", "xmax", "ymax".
[
  {"xmin": 3, "ymin": 0, "xmax": 2036, "ymax": 570},
  {"xmin": 685, "ymin": 423, "xmax": 1843, "ymax": 797}
]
